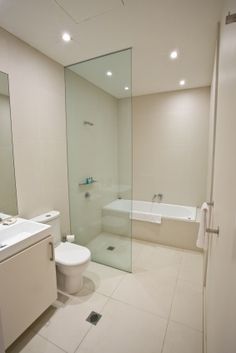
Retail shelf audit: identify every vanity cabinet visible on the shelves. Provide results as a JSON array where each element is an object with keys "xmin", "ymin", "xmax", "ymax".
[{"xmin": 0, "ymin": 235, "xmax": 57, "ymax": 349}]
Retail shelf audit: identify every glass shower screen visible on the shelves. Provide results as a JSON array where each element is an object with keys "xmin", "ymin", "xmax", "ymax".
[{"xmin": 65, "ymin": 48, "xmax": 132, "ymax": 272}]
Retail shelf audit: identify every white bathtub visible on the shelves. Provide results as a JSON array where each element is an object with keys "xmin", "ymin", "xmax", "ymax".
[
  {"xmin": 102, "ymin": 199, "xmax": 200, "ymax": 251},
  {"xmin": 103, "ymin": 199, "xmax": 197, "ymax": 221}
]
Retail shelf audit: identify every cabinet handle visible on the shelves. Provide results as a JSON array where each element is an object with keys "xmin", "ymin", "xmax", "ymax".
[{"xmin": 49, "ymin": 241, "xmax": 55, "ymax": 261}]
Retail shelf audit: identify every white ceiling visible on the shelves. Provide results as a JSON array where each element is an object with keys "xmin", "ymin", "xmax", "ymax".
[{"xmin": 0, "ymin": 0, "xmax": 223, "ymax": 96}]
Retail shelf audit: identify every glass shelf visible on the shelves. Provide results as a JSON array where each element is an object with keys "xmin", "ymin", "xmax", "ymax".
[{"xmin": 79, "ymin": 180, "xmax": 97, "ymax": 186}]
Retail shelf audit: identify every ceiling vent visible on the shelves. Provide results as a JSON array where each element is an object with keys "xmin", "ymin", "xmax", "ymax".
[{"xmin": 55, "ymin": 0, "xmax": 125, "ymax": 24}]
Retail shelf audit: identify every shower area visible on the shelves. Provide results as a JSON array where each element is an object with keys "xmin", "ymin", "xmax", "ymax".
[{"xmin": 65, "ymin": 49, "xmax": 132, "ymax": 272}]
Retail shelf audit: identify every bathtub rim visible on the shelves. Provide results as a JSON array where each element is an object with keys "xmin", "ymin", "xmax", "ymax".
[{"xmin": 103, "ymin": 199, "xmax": 199, "ymax": 222}]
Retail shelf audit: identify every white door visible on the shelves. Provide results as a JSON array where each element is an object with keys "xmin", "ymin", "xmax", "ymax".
[{"xmin": 206, "ymin": 1, "xmax": 236, "ymax": 352}]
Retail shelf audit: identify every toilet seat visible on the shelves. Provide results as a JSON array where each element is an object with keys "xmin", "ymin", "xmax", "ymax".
[{"xmin": 55, "ymin": 242, "xmax": 91, "ymax": 266}]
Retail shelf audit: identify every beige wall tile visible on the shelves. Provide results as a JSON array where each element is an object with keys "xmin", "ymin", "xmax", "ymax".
[{"xmin": 133, "ymin": 87, "xmax": 210, "ymax": 207}]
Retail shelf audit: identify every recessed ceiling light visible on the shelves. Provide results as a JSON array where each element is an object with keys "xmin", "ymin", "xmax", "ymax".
[
  {"xmin": 124, "ymin": 86, "xmax": 129, "ymax": 91},
  {"xmin": 106, "ymin": 71, "xmax": 112, "ymax": 76},
  {"xmin": 62, "ymin": 32, "xmax": 71, "ymax": 42},
  {"xmin": 179, "ymin": 79, "xmax": 186, "ymax": 86},
  {"xmin": 170, "ymin": 50, "xmax": 178, "ymax": 59}
]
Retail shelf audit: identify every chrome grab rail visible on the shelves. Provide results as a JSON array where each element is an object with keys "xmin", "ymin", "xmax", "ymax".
[{"xmin": 206, "ymin": 226, "xmax": 219, "ymax": 236}]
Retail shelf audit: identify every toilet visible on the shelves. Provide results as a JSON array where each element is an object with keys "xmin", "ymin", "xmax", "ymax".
[{"xmin": 31, "ymin": 210, "xmax": 91, "ymax": 294}]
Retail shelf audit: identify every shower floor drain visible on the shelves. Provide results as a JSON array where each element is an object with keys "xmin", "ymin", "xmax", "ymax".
[
  {"xmin": 107, "ymin": 246, "xmax": 115, "ymax": 251},
  {"xmin": 86, "ymin": 311, "xmax": 102, "ymax": 325}
]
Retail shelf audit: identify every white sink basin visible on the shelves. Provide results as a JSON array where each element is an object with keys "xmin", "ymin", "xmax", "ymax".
[{"xmin": 0, "ymin": 218, "xmax": 51, "ymax": 262}]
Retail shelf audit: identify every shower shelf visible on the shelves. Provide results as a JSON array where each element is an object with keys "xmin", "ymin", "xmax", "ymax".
[{"xmin": 79, "ymin": 180, "xmax": 97, "ymax": 186}]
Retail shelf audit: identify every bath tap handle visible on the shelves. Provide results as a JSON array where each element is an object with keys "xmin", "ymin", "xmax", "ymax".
[
  {"xmin": 157, "ymin": 193, "xmax": 163, "ymax": 201},
  {"xmin": 152, "ymin": 194, "xmax": 157, "ymax": 201},
  {"xmin": 152, "ymin": 193, "xmax": 163, "ymax": 202}
]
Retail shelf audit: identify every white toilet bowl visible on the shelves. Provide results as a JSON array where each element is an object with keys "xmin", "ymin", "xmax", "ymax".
[
  {"xmin": 31, "ymin": 211, "xmax": 91, "ymax": 294},
  {"xmin": 55, "ymin": 242, "xmax": 91, "ymax": 293}
]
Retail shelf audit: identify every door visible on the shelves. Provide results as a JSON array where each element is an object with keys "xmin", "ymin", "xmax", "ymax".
[{"xmin": 206, "ymin": 1, "xmax": 236, "ymax": 352}]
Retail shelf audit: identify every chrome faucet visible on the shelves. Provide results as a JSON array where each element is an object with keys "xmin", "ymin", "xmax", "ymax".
[
  {"xmin": 152, "ymin": 193, "xmax": 163, "ymax": 202},
  {"xmin": 0, "ymin": 216, "xmax": 17, "ymax": 225}
]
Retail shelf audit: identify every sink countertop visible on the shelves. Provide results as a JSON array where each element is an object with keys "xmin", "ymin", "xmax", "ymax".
[{"xmin": 0, "ymin": 218, "xmax": 51, "ymax": 263}]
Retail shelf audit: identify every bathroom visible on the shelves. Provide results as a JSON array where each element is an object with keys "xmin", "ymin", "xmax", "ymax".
[{"xmin": 0, "ymin": 1, "xmax": 236, "ymax": 353}]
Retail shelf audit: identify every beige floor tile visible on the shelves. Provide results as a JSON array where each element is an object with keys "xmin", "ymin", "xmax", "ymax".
[
  {"xmin": 7, "ymin": 241, "xmax": 203, "ymax": 353},
  {"xmin": 33, "ymin": 292, "xmax": 108, "ymax": 353},
  {"xmin": 132, "ymin": 239, "xmax": 146, "ymax": 261},
  {"xmin": 133, "ymin": 242, "xmax": 183, "ymax": 277},
  {"xmin": 170, "ymin": 280, "xmax": 203, "ymax": 331},
  {"xmin": 162, "ymin": 321, "xmax": 202, "ymax": 353},
  {"xmin": 112, "ymin": 269, "xmax": 176, "ymax": 318},
  {"xmin": 179, "ymin": 252, "xmax": 203, "ymax": 285},
  {"xmin": 7, "ymin": 330, "xmax": 65, "ymax": 353},
  {"xmin": 75, "ymin": 299, "xmax": 167, "ymax": 353},
  {"xmin": 83, "ymin": 261, "xmax": 127, "ymax": 297},
  {"xmin": 87, "ymin": 233, "xmax": 132, "ymax": 272}
]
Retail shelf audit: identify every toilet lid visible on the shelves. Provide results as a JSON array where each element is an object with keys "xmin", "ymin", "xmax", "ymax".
[{"xmin": 55, "ymin": 242, "xmax": 91, "ymax": 266}]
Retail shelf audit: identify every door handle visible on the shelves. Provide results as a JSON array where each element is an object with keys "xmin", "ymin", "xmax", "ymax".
[{"xmin": 49, "ymin": 241, "xmax": 55, "ymax": 261}]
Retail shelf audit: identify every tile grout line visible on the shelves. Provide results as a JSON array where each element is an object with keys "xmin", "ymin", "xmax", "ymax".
[
  {"xmin": 72, "ymin": 291, "xmax": 114, "ymax": 353},
  {"xmin": 109, "ymin": 295, "xmax": 168, "ymax": 322},
  {"xmin": 160, "ymin": 252, "xmax": 184, "ymax": 353},
  {"xmin": 109, "ymin": 272, "xmax": 129, "ymax": 297},
  {"xmin": 35, "ymin": 332, "xmax": 69, "ymax": 353},
  {"xmin": 72, "ymin": 325, "xmax": 93, "ymax": 353},
  {"xmin": 169, "ymin": 318, "xmax": 203, "ymax": 333}
]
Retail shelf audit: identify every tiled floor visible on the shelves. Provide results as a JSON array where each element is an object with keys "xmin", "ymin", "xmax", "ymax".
[
  {"xmin": 87, "ymin": 232, "xmax": 132, "ymax": 272},
  {"xmin": 7, "ymin": 239, "xmax": 203, "ymax": 353}
]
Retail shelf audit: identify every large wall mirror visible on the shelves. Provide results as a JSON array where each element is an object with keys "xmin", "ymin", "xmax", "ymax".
[{"xmin": 0, "ymin": 71, "xmax": 18, "ymax": 218}]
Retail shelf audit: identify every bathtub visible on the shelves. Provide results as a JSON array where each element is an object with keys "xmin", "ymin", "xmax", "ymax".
[
  {"xmin": 104, "ymin": 199, "xmax": 197, "ymax": 222},
  {"xmin": 102, "ymin": 199, "xmax": 200, "ymax": 251}
]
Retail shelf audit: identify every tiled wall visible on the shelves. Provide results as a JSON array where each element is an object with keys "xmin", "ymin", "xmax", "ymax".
[{"xmin": 133, "ymin": 87, "xmax": 210, "ymax": 207}]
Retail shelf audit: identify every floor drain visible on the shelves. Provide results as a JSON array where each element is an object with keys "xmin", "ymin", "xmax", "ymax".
[
  {"xmin": 107, "ymin": 246, "xmax": 115, "ymax": 251},
  {"xmin": 86, "ymin": 311, "xmax": 102, "ymax": 325}
]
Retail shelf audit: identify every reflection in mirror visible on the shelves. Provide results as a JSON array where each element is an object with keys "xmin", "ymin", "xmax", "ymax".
[{"xmin": 0, "ymin": 71, "xmax": 18, "ymax": 218}]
